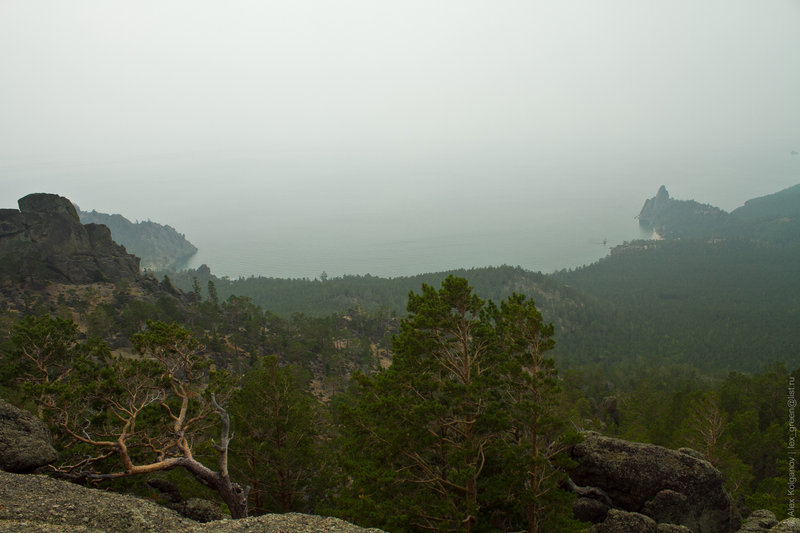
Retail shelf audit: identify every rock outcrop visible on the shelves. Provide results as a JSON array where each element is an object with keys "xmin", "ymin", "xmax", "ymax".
[
  {"xmin": 0, "ymin": 470, "xmax": 386, "ymax": 533},
  {"xmin": 737, "ymin": 510, "xmax": 800, "ymax": 533},
  {"xmin": 638, "ymin": 185, "xmax": 673, "ymax": 227},
  {"xmin": 0, "ymin": 399, "xmax": 57, "ymax": 473},
  {"xmin": 770, "ymin": 519, "xmax": 800, "ymax": 532},
  {"xmin": 0, "ymin": 193, "xmax": 140, "ymax": 284},
  {"xmin": 738, "ymin": 510, "xmax": 780, "ymax": 532},
  {"xmin": 568, "ymin": 432, "xmax": 739, "ymax": 533}
]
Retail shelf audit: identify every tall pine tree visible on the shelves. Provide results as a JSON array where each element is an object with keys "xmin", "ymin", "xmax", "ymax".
[{"xmin": 335, "ymin": 276, "xmax": 582, "ymax": 532}]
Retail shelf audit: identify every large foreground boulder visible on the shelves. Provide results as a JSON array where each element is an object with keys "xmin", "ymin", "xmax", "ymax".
[
  {"xmin": 737, "ymin": 510, "xmax": 800, "ymax": 533},
  {"xmin": 569, "ymin": 432, "xmax": 739, "ymax": 533},
  {"xmin": 0, "ymin": 399, "xmax": 57, "ymax": 473},
  {"xmin": 0, "ymin": 470, "xmax": 386, "ymax": 533}
]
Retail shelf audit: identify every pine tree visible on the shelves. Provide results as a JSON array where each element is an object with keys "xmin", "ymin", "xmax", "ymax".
[
  {"xmin": 335, "ymin": 276, "xmax": 581, "ymax": 532},
  {"xmin": 228, "ymin": 356, "xmax": 325, "ymax": 514}
]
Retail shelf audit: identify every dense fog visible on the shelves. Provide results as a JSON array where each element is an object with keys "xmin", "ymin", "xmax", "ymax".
[{"xmin": 2, "ymin": 1, "xmax": 798, "ymax": 276}]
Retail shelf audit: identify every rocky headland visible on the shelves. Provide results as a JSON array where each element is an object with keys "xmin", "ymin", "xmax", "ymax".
[
  {"xmin": 637, "ymin": 184, "xmax": 800, "ymax": 243},
  {"xmin": 77, "ymin": 209, "xmax": 197, "ymax": 271},
  {"xmin": 637, "ymin": 186, "xmax": 729, "ymax": 239}
]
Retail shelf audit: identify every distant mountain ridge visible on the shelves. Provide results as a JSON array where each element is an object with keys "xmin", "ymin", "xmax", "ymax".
[
  {"xmin": 731, "ymin": 183, "xmax": 800, "ymax": 219},
  {"xmin": 77, "ymin": 208, "xmax": 197, "ymax": 271}
]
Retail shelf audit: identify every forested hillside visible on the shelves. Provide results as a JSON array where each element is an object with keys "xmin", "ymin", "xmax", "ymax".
[
  {"xmin": 164, "ymin": 239, "xmax": 800, "ymax": 373},
  {"xmin": 162, "ymin": 264, "xmax": 579, "ymax": 318},
  {"xmin": 2, "ymin": 272, "xmax": 794, "ymax": 528},
  {"xmin": 2, "ymin": 187, "xmax": 799, "ymax": 530},
  {"xmin": 732, "ymin": 184, "xmax": 800, "ymax": 220},
  {"xmin": 162, "ymin": 264, "xmax": 620, "ymax": 371},
  {"xmin": 554, "ymin": 238, "xmax": 800, "ymax": 372}
]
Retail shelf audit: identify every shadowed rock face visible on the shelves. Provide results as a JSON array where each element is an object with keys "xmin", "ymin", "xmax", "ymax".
[
  {"xmin": 569, "ymin": 432, "xmax": 739, "ymax": 533},
  {"xmin": 0, "ymin": 193, "xmax": 140, "ymax": 284},
  {"xmin": 0, "ymin": 399, "xmax": 57, "ymax": 473}
]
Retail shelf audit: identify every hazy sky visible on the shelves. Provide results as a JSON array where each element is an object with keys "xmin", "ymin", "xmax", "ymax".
[{"xmin": 1, "ymin": 1, "xmax": 799, "ymax": 275}]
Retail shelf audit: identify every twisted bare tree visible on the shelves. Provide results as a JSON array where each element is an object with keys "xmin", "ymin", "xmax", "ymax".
[{"xmin": 11, "ymin": 317, "xmax": 249, "ymax": 518}]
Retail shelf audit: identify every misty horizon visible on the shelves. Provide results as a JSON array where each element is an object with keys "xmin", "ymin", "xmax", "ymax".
[{"xmin": 2, "ymin": 1, "xmax": 798, "ymax": 278}]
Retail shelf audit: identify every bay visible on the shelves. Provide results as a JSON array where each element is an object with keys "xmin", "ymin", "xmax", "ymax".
[{"xmin": 184, "ymin": 197, "xmax": 650, "ymax": 279}]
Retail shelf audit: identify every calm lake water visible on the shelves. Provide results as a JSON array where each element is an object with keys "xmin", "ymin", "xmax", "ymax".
[{"xmin": 184, "ymin": 195, "xmax": 651, "ymax": 279}]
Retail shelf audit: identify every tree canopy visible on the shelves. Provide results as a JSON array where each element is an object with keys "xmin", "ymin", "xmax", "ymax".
[{"xmin": 334, "ymin": 276, "xmax": 583, "ymax": 532}]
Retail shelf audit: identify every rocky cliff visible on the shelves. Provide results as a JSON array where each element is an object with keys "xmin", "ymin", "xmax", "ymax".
[{"xmin": 0, "ymin": 194, "xmax": 140, "ymax": 284}]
